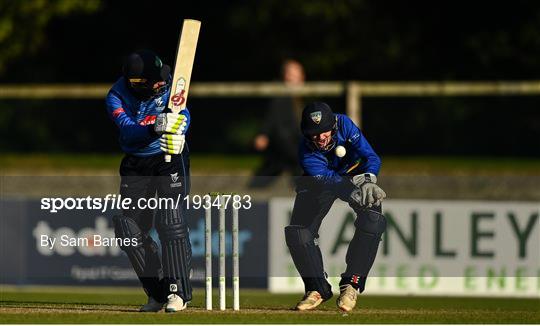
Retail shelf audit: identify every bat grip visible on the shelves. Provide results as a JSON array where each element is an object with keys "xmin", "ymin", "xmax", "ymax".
[{"xmin": 165, "ymin": 154, "xmax": 172, "ymax": 162}]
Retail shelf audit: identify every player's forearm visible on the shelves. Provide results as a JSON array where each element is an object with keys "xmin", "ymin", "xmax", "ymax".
[
  {"xmin": 313, "ymin": 174, "xmax": 356, "ymax": 199},
  {"xmin": 354, "ymin": 136, "xmax": 381, "ymax": 175},
  {"xmin": 362, "ymin": 153, "xmax": 381, "ymax": 175},
  {"xmin": 309, "ymin": 168, "xmax": 349, "ymax": 187}
]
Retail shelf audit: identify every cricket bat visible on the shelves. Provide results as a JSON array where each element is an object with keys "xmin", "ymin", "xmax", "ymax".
[{"xmin": 165, "ymin": 19, "xmax": 201, "ymax": 162}]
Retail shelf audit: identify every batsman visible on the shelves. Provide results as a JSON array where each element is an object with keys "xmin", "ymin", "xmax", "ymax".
[
  {"xmin": 286, "ymin": 102, "xmax": 387, "ymax": 312},
  {"xmin": 105, "ymin": 50, "xmax": 192, "ymax": 312}
]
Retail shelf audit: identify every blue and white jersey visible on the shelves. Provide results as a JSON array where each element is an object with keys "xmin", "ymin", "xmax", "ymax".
[
  {"xmin": 105, "ymin": 77, "xmax": 191, "ymax": 156},
  {"xmin": 299, "ymin": 114, "xmax": 381, "ymax": 186}
]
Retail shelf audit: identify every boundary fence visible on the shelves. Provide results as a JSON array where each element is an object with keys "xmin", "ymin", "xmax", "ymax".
[{"xmin": 1, "ymin": 81, "xmax": 540, "ymax": 127}]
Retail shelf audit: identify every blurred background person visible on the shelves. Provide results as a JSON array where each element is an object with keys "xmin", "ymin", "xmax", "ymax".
[{"xmin": 249, "ymin": 59, "xmax": 306, "ymax": 188}]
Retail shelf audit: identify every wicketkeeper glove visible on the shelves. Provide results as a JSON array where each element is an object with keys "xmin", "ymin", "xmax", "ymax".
[
  {"xmin": 160, "ymin": 134, "xmax": 185, "ymax": 155},
  {"xmin": 154, "ymin": 113, "xmax": 187, "ymax": 135},
  {"xmin": 350, "ymin": 173, "xmax": 386, "ymax": 208}
]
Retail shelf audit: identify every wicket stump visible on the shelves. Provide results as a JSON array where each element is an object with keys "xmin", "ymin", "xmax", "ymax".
[{"xmin": 205, "ymin": 192, "xmax": 240, "ymax": 311}]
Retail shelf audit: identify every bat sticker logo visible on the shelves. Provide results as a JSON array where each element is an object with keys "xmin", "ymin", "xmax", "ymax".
[{"xmin": 171, "ymin": 78, "xmax": 187, "ymax": 106}]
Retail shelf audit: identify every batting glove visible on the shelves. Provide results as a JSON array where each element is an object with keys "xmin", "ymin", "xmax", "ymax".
[
  {"xmin": 160, "ymin": 134, "xmax": 185, "ymax": 155},
  {"xmin": 155, "ymin": 113, "xmax": 187, "ymax": 135}
]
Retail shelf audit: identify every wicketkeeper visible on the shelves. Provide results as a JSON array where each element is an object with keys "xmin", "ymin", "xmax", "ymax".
[
  {"xmin": 286, "ymin": 102, "xmax": 387, "ymax": 312},
  {"xmin": 105, "ymin": 50, "xmax": 192, "ymax": 312}
]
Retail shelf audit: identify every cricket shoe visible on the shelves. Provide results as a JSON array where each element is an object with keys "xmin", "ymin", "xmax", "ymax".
[
  {"xmin": 165, "ymin": 294, "xmax": 187, "ymax": 312},
  {"xmin": 295, "ymin": 291, "xmax": 326, "ymax": 311},
  {"xmin": 336, "ymin": 284, "xmax": 358, "ymax": 312},
  {"xmin": 139, "ymin": 296, "xmax": 165, "ymax": 312}
]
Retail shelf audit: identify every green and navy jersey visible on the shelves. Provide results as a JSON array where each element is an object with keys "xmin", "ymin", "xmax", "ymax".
[{"xmin": 105, "ymin": 77, "xmax": 191, "ymax": 156}]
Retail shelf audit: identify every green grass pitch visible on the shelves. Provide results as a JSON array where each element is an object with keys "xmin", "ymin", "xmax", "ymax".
[{"xmin": 1, "ymin": 286, "xmax": 538, "ymax": 324}]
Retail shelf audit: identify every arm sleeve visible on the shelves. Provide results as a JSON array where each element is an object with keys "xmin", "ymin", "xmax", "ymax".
[
  {"xmin": 105, "ymin": 91, "xmax": 157, "ymax": 146},
  {"xmin": 342, "ymin": 116, "xmax": 381, "ymax": 175},
  {"xmin": 301, "ymin": 150, "xmax": 355, "ymax": 197}
]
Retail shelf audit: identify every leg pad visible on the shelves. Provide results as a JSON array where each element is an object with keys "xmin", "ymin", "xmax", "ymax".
[
  {"xmin": 285, "ymin": 225, "xmax": 332, "ymax": 299},
  {"xmin": 341, "ymin": 208, "xmax": 387, "ymax": 292},
  {"xmin": 113, "ymin": 215, "xmax": 164, "ymax": 301},
  {"xmin": 156, "ymin": 209, "xmax": 192, "ymax": 302}
]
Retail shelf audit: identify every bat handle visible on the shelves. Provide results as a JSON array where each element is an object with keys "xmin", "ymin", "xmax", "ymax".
[{"xmin": 165, "ymin": 154, "xmax": 172, "ymax": 162}]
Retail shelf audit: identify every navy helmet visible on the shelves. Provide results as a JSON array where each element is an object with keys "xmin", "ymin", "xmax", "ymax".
[
  {"xmin": 123, "ymin": 49, "xmax": 170, "ymax": 99},
  {"xmin": 301, "ymin": 102, "xmax": 338, "ymax": 151}
]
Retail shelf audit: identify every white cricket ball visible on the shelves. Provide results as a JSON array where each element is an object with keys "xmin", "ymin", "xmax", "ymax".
[{"xmin": 335, "ymin": 145, "xmax": 346, "ymax": 158}]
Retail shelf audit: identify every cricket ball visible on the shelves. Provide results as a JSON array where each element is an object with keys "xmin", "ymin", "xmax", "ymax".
[{"xmin": 335, "ymin": 145, "xmax": 346, "ymax": 158}]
